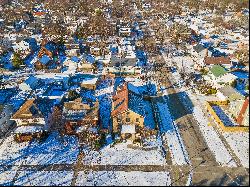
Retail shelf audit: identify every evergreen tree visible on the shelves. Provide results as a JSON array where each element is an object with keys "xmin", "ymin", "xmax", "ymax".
[{"xmin": 12, "ymin": 52, "xmax": 23, "ymax": 69}]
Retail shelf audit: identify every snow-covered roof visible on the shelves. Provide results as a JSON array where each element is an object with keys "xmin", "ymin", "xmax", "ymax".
[
  {"xmin": 14, "ymin": 125, "xmax": 46, "ymax": 134},
  {"xmin": 121, "ymin": 124, "xmax": 135, "ymax": 134},
  {"xmin": 81, "ymin": 78, "xmax": 98, "ymax": 85}
]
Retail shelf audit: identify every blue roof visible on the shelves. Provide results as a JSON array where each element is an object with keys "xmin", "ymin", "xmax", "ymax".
[
  {"xmin": 71, "ymin": 56, "xmax": 80, "ymax": 63},
  {"xmin": 86, "ymin": 55, "xmax": 95, "ymax": 64},
  {"xmin": 39, "ymin": 55, "xmax": 51, "ymax": 65},
  {"xmin": 45, "ymin": 42, "xmax": 57, "ymax": 52},
  {"xmin": 25, "ymin": 76, "xmax": 38, "ymax": 89},
  {"xmin": 231, "ymin": 71, "xmax": 249, "ymax": 79}
]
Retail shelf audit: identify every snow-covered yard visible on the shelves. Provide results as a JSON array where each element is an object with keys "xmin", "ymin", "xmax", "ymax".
[
  {"xmin": 76, "ymin": 171, "xmax": 171, "ymax": 186},
  {"xmin": 155, "ymin": 99, "xmax": 190, "ymax": 166},
  {"xmin": 0, "ymin": 135, "xmax": 29, "ymax": 165},
  {"xmin": 193, "ymin": 106, "xmax": 237, "ymax": 167},
  {"xmin": 23, "ymin": 132, "xmax": 79, "ymax": 165},
  {"xmin": 14, "ymin": 171, "xmax": 73, "ymax": 186},
  {"xmin": 222, "ymin": 132, "xmax": 249, "ymax": 168},
  {"xmin": 0, "ymin": 132, "xmax": 79, "ymax": 166},
  {"xmin": 83, "ymin": 140, "xmax": 165, "ymax": 165}
]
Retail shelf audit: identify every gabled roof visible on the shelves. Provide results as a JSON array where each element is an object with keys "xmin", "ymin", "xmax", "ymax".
[
  {"xmin": 193, "ymin": 44, "xmax": 206, "ymax": 53},
  {"xmin": 12, "ymin": 98, "xmax": 55, "ymax": 119},
  {"xmin": 111, "ymin": 83, "xmax": 144, "ymax": 117}
]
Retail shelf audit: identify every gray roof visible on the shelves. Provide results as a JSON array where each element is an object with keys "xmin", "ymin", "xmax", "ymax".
[
  {"xmin": 218, "ymin": 86, "xmax": 245, "ymax": 100},
  {"xmin": 193, "ymin": 44, "xmax": 206, "ymax": 53},
  {"xmin": 109, "ymin": 57, "xmax": 138, "ymax": 67}
]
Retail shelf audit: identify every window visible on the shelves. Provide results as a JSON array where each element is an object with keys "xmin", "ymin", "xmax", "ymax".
[
  {"xmin": 126, "ymin": 118, "xmax": 130, "ymax": 122},
  {"xmin": 136, "ymin": 118, "xmax": 140, "ymax": 122},
  {"xmin": 126, "ymin": 111, "xmax": 130, "ymax": 115}
]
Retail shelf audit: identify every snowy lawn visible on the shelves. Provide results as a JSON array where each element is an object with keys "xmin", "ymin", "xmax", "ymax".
[
  {"xmin": 222, "ymin": 132, "xmax": 249, "ymax": 168},
  {"xmin": 14, "ymin": 171, "xmax": 73, "ymax": 186},
  {"xmin": 83, "ymin": 140, "xmax": 165, "ymax": 165},
  {"xmin": 156, "ymin": 100, "xmax": 189, "ymax": 166},
  {"xmin": 193, "ymin": 107, "xmax": 237, "ymax": 167},
  {"xmin": 0, "ymin": 135, "xmax": 29, "ymax": 165},
  {"xmin": 23, "ymin": 132, "xmax": 79, "ymax": 165},
  {"xmin": 0, "ymin": 132, "xmax": 79, "ymax": 166},
  {"xmin": 76, "ymin": 171, "xmax": 171, "ymax": 186}
]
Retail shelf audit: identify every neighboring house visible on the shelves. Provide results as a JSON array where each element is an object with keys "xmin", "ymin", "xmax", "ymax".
[
  {"xmin": 204, "ymin": 57, "xmax": 232, "ymax": 68},
  {"xmin": 63, "ymin": 97, "xmax": 99, "ymax": 135},
  {"xmin": 111, "ymin": 83, "xmax": 145, "ymax": 140},
  {"xmin": 11, "ymin": 98, "xmax": 56, "ymax": 142},
  {"xmin": 35, "ymin": 55, "xmax": 52, "ymax": 69},
  {"xmin": 105, "ymin": 57, "xmax": 141, "ymax": 75}
]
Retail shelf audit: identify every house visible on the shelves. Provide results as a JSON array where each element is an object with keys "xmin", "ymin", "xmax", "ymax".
[
  {"xmin": 63, "ymin": 97, "xmax": 99, "ymax": 135},
  {"xmin": 111, "ymin": 83, "xmax": 145, "ymax": 140},
  {"xmin": 204, "ymin": 64, "xmax": 238, "ymax": 88},
  {"xmin": 204, "ymin": 57, "xmax": 232, "ymax": 67},
  {"xmin": 105, "ymin": 57, "xmax": 141, "ymax": 76},
  {"xmin": 41, "ymin": 81, "xmax": 66, "ymax": 100},
  {"xmin": 90, "ymin": 47, "xmax": 102, "ymax": 56},
  {"xmin": 34, "ymin": 55, "xmax": 52, "ymax": 70},
  {"xmin": 11, "ymin": 98, "xmax": 56, "ymax": 142},
  {"xmin": 38, "ymin": 46, "xmax": 53, "ymax": 58}
]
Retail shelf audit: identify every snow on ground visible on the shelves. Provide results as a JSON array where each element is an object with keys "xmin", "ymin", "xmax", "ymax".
[
  {"xmin": 23, "ymin": 132, "xmax": 79, "ymax": 165},
  {"xmin": 0, "ymin": 132, "xmax": 79, "ymax": 166},
  {"xmin": 14, "ymin": 171, "xmax": 73, "ymax": 186},
  {"xmin": 83, "ymin": 140, "xmax": 165, "ymax": 165},
  {"xmin": 76, "ymin": 171, "xmax": 171, "ymax": 186},
  {"xmin": 163, "ymin": 128, "xmax": 189, "ymax": 166},
  {"xmin": 95, "ymin": 79, "xmax": 113, "ymax": 129},
  {"xmin": 193, "ymin": 107, "xmax": 237, "ymax": 167},
  {"xmin": 95, "ymin": 86, "xmax": 113, "ymax": 97},
  {"xmin": 0, "ymin": 166, "xmax": 18, "ymax": 186},
  {"xmin": 222, "ymin": 132, "xmax": 249, "ymax": 168},
  {"xmin": 125, "ymin": 77, "xmax": 145, "ymax": 87},
  {"xmin": 0, "ymin": 135, "xmax": 29, "ymax": 165},
  {"xmin": 156, "ymin": 101, "xmax": 189, "ymax": 166}
]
